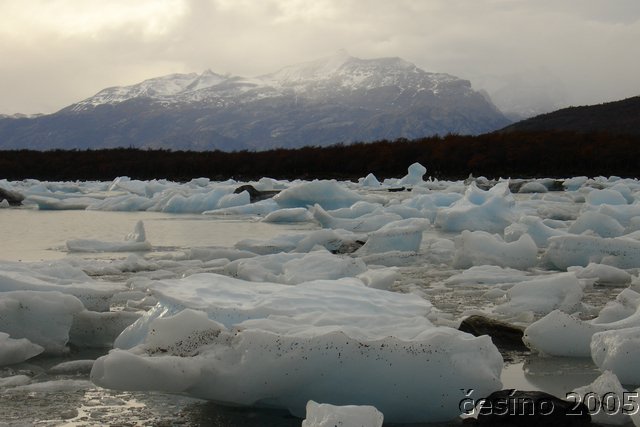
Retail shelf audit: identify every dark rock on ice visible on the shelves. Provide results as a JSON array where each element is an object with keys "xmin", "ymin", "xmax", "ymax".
[
  {"xmin": 471, "ymin": 389, "xmax": 591, "ymax": 426},
  {"xmin": 458, "ymin": 315, "xmax": 528, "ymax": 351},
  {"xmin": 0, "ymin": 187, "xmax": 24, "ymax": 206},
  {"xmin": 234, "ymin": 185, "xmax": 280, "ymax": 203}
]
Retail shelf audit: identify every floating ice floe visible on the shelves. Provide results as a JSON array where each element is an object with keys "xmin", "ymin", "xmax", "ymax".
[
  {"xmin": 311, "ymin": 204, "xmax": 402, "ymax": 233},
  {"xmin": 572, "ymin": 370, "xmax": 631, "ymax": 425},
  {"xmin": 591, "ymin": 327, "xmax": 640, "ymax": 385},
  {"xmin": 0, "ymin": 290, "xmax": 84, "ymax": 353},
  {"xmin": 568, "ymin": 211, "xmax": 625, "ymax": 238},
  {"xmin": 0, "ymin": 260, "xmax": 126, "ymax": 311},
  {"xmin": 302, "ymin": 400, "xmax": 384, "ymax": 427},
  {"xmin": 544, "ymin": 235, "xmax": 640, "ymax": 269},
  {"xmin": 586, "ymin": 188, "xmax": 629, "ymax": 206},
  {"xmin": 435, "ymin": 182, "xmax": 516, "ymax": 233},
  {"xmin": 273, "ymin": 180, "xmax": 363, "ymax": 210},
  {"xmin": 494, "ymin": 272, "xmax": 584, "ymax": 317},
  {"xmin": 263, "ymin": 207, "xmax": 313, "ymax": 223},
  {"xmin": 453, "ymin": 230, "xmax": 538, "ymax": 270},
  {"xmin": 568, "ymin": 262, "xmax": 632, "ymax": 286},
  {"xmin": 92, "ymin": 273, "xmax": 503, "ymax": 423},
  {"xmin": 356, "ymin": 218, "xmax": 429, "ymax": 255},
  {"xmin": 518, "ymin": 181, "xmax": 548, "ymax": 193},
  {"xmin": 66, "ymin": 220, "xmax": 152, "ymax": 252},
  {"xmin": 0, "ymin": 332, "xmax": 44, "ymax": 366},
  {"xmin": 524, "ymin": 288, "xmax": 640, "ymax": 357},
  {"xmin": 444, "ymin": 265, "xmax": 534, "ymax": 286},
  {"xmin": 25, "ymin": 195, "xmax": 101, "ymax": 210},
  {"xmin": 223, "ymin": 250, "xmax": 368, "ymax": 285},
  {"xmin": 398, "ymin": 162, "xmax": 427, "ymax": 186},
  {"xmin": 359, "ymin": 173, "xmax": 381, "ymax": 188},
  {"xmin": 504, "ymin": 215, "xmax": 567, "ymax": 247}
]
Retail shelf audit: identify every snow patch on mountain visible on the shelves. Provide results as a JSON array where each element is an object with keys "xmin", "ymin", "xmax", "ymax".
[{"xmin": 69, "ymin": 52, "xmax": 475, "ymax": 112}]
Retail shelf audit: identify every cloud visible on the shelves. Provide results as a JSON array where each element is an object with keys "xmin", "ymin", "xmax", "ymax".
[{"xmin": 0, "ymin": 0, "xmax": 639, "ymax": 114}]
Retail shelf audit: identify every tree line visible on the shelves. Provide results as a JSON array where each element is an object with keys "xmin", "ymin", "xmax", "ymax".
[{"xmin": 1, "ymin": 130, "xmax": 639, "ymax": 182}]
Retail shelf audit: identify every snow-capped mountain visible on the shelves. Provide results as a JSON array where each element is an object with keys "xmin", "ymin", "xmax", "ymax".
[{"xmin": 0, "ymin": 52, "xmax": 511, "ymax": 150}]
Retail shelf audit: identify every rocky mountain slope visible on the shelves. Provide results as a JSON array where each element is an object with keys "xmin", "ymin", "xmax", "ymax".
[
  {"xmin": 0, "ymin": 52, "xmax": 511, "ymax": 150},
  {"xmin": 499, "ymin": 95, "xmax": 640, "ymax": 135}
]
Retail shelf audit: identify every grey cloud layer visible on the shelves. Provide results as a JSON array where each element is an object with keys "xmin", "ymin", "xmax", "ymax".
[{"xmin": 1, "ymin": 0, "xmax": 638, "ymax": 114}]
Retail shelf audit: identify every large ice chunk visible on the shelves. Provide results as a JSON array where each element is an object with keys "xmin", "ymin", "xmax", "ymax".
[
  {"xmin": 66, "ymin": 220, "xmax": 152, "ymax": 253},
  {"xmin": 359, "ymin": 173, "xmax": 381, "ymax": 188},
  {"xmin": 94, "ymin": 274, "xmax": 503, "ymax": 423},
  {"xmin": 568, "ymin": 211, "xmax": 625, "ymax": 238},
  {"xmin": 591, "ymin": 327, "xmax": 640, "ymax": 385},
  {"xmin": 0, "ymin": 290, "xmax": 85, "ymax": 353},
  {"xmin": 524, "ymin": 288, "xmax": 640, "ymax": 357},
  {"xmin": 274, "ymin": 180, "xmax": 363, "ymax": 210},
  {"xmin": 311, "ymin": 204, "xmax": 402, "ymax": 232},
  {"xmin": 504, "ymin": 215, "xmax": 567, "ymax": 247},
  {"xmin": 263, "ymin": 207, "xmax": 313, "ymax": 223},
  {"xmin": 435, "ymin": 182, "xmax": 515, "ymax": 233},
  {"xmin": 0, "ymin": 260, "xmax": 125, "ymax": 311},
  {"xmin": 398, "ymin": 162, "xmax": 427, "ymax": 186},
  {"xmin": 356, "ymin": 219, "xmax": 430, "ymax": 255},
  {"xmin": 586, "ymin": 189, "xmax": 628, "ymax": 206},
  {"xmin": 0, "ymin": 332, "xmax": 44, "ymax": 366},
  {"xmin": 224, "ymin": 251, "xmax": 367, "ymax": 285},
  {"xmin": 495, "ymin": 272, "xmax": 584, "ymax": 316},
  {"xmin": 302, "ymin": 400, "xmax": 384, "ymax": 427},
  {"xmin": 453, "ymin": 230, "xmax": 538, "ymax": 270},
  {"xmin": 572, "ymin": 371, "xmax": 631, "ymax": 425},
  {"xmin": 544, "ymin": 235, "xmax": 640, "ymax": 269}
]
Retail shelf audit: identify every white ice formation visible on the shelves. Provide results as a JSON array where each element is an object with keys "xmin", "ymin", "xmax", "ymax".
[
  {"xmin": 67, "ymin": 220, "xmax": 152, "ymax": 252},
  {"xmin": 302, "ymin": 400, "xmax": 384, "ymax": 427},
  {"xmin": 91, "ymin": 274, "xmax": 503, "ymax": 423}
]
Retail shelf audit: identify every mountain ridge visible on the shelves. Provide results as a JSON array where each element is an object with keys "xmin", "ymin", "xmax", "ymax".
[
  {"xmin": 0, "ymin": 52, "xmax": 511, "ymax": 151},
  {"xmin": 499, "ymin": 95, "xmax": 640, "ymax": 135}
]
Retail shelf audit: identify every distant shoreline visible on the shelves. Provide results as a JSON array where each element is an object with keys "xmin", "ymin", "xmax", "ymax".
[{"xmin": 2, "ymin": 131, "xmax": 639, "ymax": 181}]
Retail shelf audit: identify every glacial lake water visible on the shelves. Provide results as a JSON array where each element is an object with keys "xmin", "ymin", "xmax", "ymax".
[{"xmin": 0, "ymin": 207, "xmax": 618, "ymax": 426}]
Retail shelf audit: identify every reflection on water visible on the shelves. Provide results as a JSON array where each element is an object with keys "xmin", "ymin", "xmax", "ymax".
[{"xmin": 0, "ymin": 209, "xmax": 312, "ymax": 262}]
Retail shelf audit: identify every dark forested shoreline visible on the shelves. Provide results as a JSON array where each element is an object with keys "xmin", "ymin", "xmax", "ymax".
[{"xmin": 1, "ymin": 131, "xmax": 639, "ymax": 181}]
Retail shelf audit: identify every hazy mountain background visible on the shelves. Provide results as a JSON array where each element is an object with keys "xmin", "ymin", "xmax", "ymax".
[{"xmin": 0, "ymin": 52, "xmax": 511, "ymax": 151}]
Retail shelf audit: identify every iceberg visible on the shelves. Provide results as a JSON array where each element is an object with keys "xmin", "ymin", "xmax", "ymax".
[
  {"xmin": 223, "ymin": 251, "xmax": 368, "ymax": 285},
  {"xmin": 544, "ymin": 234, "xmax": 640, "ymax": 269},
  {"xmin": 568, "ymin": 211, "xmax": 625, "ymax": 238},
  {"xmin": 0, "ymin": 332, "xmax": 44, "ymax": 366},
  {"xmin": 92, "ymin": 273, "xmax": 503, "ymax": 423},
  {"xmin": 302, "ymin": 400, "xmax": 384, "ymax": 427},
  {"xmin": 524, "ymin": 288, "xmax": 640, "ymax": 357},
  {"xmin": 398, "ymin": 162, "xmax": 427, "ymax": 186},
  {"xmin": 359, "ymin": 173, "xmax": 381, "ymax": 188},
  {"xmin": 356, "ymin": 218, "xmax": 430, "ymax": 255},
  {"xmin": 495, "ymin": 272, "xmax": 584, "ymax": 316},
  {"xmin": 435, "ymin": 182, "xmax": 516, "ymax": 233},
  {"xmin": 274, "ymin": 180, "xmax": 363, "ymax": 210},
  {"xmin": 66, "ymin": 220, "xmax": 152, "ymax": 253},
  {"xmin": 453, "ymin": 230, "xmax": 538, "ymax": 270},
  {"xmin": 0, "ymin": 290, "xmax": 85, "ymax": 353},
  {"xmin": 572, "ymin": 371, "xmax": 631, "ymax": 425},
  {"xmin": 591, "ymin": 327, "xmax": 640, "ymax": 385},
  {"xmin": 504, "ymin": 215, "xmax": 567, "ymax": 247},
  {"xmin": 311, "ymin": 204, "xmax": 402, "ymax": 233},
  {"xmin": 263, "ymin": 207, "xmax": 313, "ymax": 223}
]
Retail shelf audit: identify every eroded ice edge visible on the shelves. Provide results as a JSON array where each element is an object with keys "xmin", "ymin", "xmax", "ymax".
[{"xmin": 3, "ymin": 165, "xmax": 640, "ymax": 424}]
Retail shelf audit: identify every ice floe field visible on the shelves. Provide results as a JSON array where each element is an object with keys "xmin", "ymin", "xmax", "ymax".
[{"xmin": 2, "ymin": 163, "xmax": 640, "ymax": 426}]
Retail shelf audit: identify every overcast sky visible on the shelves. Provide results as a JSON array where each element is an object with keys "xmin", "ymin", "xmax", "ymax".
[{"xmin": 1, "ymin": 0, "xmax": 639, "ymax": 115}]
